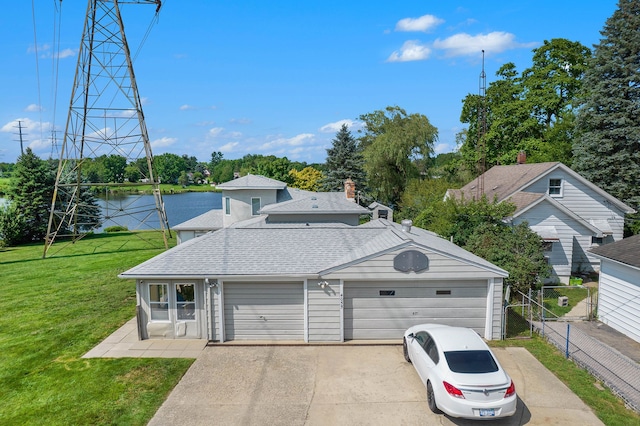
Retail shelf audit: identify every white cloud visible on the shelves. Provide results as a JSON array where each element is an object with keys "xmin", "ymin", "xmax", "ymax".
[
  {"xmin": 395, "ymin": 15, "xmax": 444, "ymax": 32},
  {"xmin": 433, "ymin": 32, "xmax": 536, "ymax": 57},
  {"xmin": 319, "ymin": 119, "xmax": 359, "ymax": 133},
  {"xmin": 180, "ymin": 104, "xmax": 196, "ymax": 111},
  {"xmin": 218, "ymin": 142, "xmax": 239, "ymax": 153},
  {"xmin": 56, "ymin": 48, "xmax": 75, "ymax": 59},
  {"xmin": 229, "ymin": 117, "xmax": 252, "ymax": 125},
  {"xmin": 260, "ymin": 133, "xmax": 315, "ymax": 150},
  {"xmin": 387, "ymin": 40, "xmax": 432, "ymax": 62},
  {"xmin": 25, "ymin": 104, "xmax": 41, "ymax": 112},
  {"xmin": 151, "ymin": 136, "xmax": 177, "ymax": 148},
  {"xmin": 208, "ymin": 127, "xmax": 225, "ymax": 137},
  {"xmin": 434, "ymin": 142, "xmax": 451, "ymax": 154}
]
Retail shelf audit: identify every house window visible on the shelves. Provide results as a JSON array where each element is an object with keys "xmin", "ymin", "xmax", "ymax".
[
  {"xmin": 592, "ymin": 236, "xmax": 604, "ymax": 245},
  {"xmin": 251, "ymin": 197, "xmax": 261, "ymax": 216},
  {"xmin": 224, "ymin": 197, "xmax": 230, "ymax": 215},
  {"xmin": 175, "ymin": 283, "xmax": 196, "ymax": 321},
  {"xmin": 548, "ymin": 179, "xmax": 563, "ymax": 197},
  {"xmin": 542, "ymin": 241, "xmax": 554, "ymax": 252},
  {"xmin": 149, "ymin": 283, "xmax": 169, "ymax": 321}
]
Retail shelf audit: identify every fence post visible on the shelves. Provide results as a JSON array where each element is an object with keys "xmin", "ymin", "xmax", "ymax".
[{"xmin": 565, "ymin": 323, "xmax": 570, "ymax": 359}]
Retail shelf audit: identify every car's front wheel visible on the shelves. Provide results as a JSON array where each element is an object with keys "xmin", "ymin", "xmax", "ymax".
[
  {"xmin": 427, "ymin": 381, "xmax": 441, "ymax": 414},
  {"xmin": 403, "ymin": 337, "xmax": 411, "ymax": 363}
]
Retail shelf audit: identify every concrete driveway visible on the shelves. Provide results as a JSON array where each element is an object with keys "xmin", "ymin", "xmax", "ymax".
[{"xmin": 149, "ymin": 345, "xmax": 603, "ymax": 426}]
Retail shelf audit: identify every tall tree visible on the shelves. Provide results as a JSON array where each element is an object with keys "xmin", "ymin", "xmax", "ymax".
[
  {"xmin": 322, "ymin": 124, "xmax": 365, "ymax": 193},
  {"xmin": 574, "ymin": 0, "xmax": 640, "ymax": 215},
  {"xmin": 7, "ymin": 148, "xmax": 55, "ymax": 243},
  {"xmin": 459, "ymin": 39, "xmax": 590, "ymax": 171},
  {"xmin": 289, "ymin": 166, "xmax": 324, "ymax": 191},
  {"xmin": 358, "ymin": 106, "xmax": 437, "ymax": 206}
]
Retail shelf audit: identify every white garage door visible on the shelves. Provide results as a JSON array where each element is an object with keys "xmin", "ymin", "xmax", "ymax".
[
  {"xmin": 344, "ymin": 280, "xmax": 487, "ymax": 340},
  {"xmin": 224, "ymin": 282, "xmax": 304, "ymax": 341}
]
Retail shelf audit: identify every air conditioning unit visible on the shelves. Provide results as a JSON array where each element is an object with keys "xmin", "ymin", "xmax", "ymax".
[{"xmin": 558, "ymin": 296, "xmax": 569, "ymax": 307}]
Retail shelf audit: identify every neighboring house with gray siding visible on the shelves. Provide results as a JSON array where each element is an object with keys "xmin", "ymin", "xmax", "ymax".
[
  {"xmin": 590, "ymin": 235, "xmax": 640, "ymax": 344},
  {"xmin": 446, "ymin": 158, "xmax": 635, "ymax": 283},
  {"xmin": 120, "ymin": 219, "xmax": 508, "ymax": 343}
]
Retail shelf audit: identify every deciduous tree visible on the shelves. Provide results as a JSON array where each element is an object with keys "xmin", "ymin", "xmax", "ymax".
[{"xmin": 358, "ymin": 106, "xmax": 437, "ymax": 206}]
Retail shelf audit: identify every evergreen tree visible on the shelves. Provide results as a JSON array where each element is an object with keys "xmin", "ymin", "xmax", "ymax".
[
  {"xmin": 7, "ymin": 148, "xmax": 55, "ymax": 243},
  {"xmin": 574, "ymin": 0, "xmax": 640, "ymax": 214},
  {"xmin": 322, "ymin": 124, "xmax": 366, "ymax": 194}
]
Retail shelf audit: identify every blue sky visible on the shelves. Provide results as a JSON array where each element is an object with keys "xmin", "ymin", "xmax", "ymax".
[{"xmin": 0, "ymin": 0, "xmax": 619, "ymax": 165}]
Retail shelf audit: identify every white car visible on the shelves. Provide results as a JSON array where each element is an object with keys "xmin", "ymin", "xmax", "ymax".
[{"xmin": 403, "ymin": 324, "xmax": 517, "ymax": 419}]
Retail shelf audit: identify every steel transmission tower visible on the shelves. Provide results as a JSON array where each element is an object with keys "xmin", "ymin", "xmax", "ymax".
[{"xmin": 44, "ymin": 0, "xmax": 169, "ymax": 257}]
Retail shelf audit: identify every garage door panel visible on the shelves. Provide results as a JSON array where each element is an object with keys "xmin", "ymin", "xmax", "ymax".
[
  {"xmin": 224, "ymin": 282, "xmax": 304, "ymax": 341},
  {"xmin": 344, "ymin": 281, "xmax": 487, "ymax": 340}
]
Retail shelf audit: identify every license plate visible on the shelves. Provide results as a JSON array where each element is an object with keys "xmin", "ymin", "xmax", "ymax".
[{"xmin": 479, "ymin": 409, "xmax": 495, "ymax": 417}]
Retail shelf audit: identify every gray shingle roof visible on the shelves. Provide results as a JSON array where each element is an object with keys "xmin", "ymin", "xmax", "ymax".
[
  {"xmin": 590, "ymin": 234, "xmax": 640, "ymax": 269},
  {"xmin": 260, "ymin": 192, "xmax": 369, "ymax": 214},
  {"xmin": 171, "ymin": 209, "xmax": 223, "ymax": 230},
  {"xmin": 216, "ymin": 174, "xmax": 287, "ymax": 190},
  {"xmin": 119, "ymin": 219, "xmax": 508, "ymax": 279}
]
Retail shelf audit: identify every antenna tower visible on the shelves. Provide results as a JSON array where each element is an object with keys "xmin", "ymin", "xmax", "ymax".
[
  {"xmin": 14, "ymin": 120, "xmax": 26, "ymax": 156},
  {"xmin": 44, "ymin": 0, "xmax": 169, "ymax": 257},
  {"xmin": 476, "ymin": 50, "xmax": 487, "ymax": 200}
]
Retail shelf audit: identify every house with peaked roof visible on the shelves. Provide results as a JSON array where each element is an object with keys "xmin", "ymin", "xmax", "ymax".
[
  {"xmin": 120, "ymin": 175, "xmax": 510, "ymax": 343},
  {"xmin": 172, "ymin": 174, "xmax": 371, "ymax": 243},
  {"xmin": 590, "ymin": 235, "xmax": 640, "ymax": 344},
  {"xmin": 446, "ymin": 156, "xmax": 635, "ymax": 283}
]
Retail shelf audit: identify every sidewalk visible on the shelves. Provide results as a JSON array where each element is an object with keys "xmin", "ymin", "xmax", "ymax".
[{"xmin": 81, "ymin": 318, "xmax": 206, "ymax": 359}]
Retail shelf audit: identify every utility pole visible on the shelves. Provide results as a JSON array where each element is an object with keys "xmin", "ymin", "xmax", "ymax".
[
  {"xmin": 44, "ymin": 0, "xmax": 169, "ymax": 257},
  {"xmin": 476, "ymin": 50, "xmax": 487, "ymax": 200},
  {"xmin": 14, "ymin": 120, "xmax": 26, "ymax": 156}
]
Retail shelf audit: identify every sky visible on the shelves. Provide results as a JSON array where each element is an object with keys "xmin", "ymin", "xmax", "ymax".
[{"xmin": 0, "ymin": 0, "xmax": 620, "ymax": 166}]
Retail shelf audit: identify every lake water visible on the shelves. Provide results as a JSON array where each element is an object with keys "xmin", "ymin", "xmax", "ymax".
[
  {"xmin": 98, "ymin": 191, "xmax": 222, "ymax": 231},
  {"xmin": 1, "ymin": 192, "xmax": 221, "ymax": 232}
]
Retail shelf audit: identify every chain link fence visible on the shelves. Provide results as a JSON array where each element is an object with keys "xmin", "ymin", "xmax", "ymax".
[{"xmin": 503, "ymin": 286, "xmax": 640, "ymax": 413}]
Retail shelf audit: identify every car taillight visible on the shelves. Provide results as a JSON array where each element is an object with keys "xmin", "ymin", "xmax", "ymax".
[
  {"xmin": 443, "ymin": 381, "xmax": 465, "ymax": 399},
  {"xmin": 504, "ymin": 380, "xmax": 516, "ymax": 398}
]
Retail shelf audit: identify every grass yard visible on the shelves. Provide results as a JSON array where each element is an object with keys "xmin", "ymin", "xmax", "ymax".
[
  {"xmin": 491, "ymin": 337, "xmax": 640, "ymax": 426},
  {"xmin": 0, "ymin": 232, "xmax": 192, "ymax": 425}
]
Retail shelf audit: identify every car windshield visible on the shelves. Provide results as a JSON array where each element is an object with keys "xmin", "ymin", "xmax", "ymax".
[{"xmin": 444, "ymin": 350, "xmax": 499, "ymax": 373}]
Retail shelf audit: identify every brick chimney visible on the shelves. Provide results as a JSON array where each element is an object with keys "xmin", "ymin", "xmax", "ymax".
[
  {"xmin": 344, "ymin": 178, "xmax": 356, "ymax": 202},
  {"xmin": 517, "ymin": 150, "xmax": 527, "ymax": 164}
]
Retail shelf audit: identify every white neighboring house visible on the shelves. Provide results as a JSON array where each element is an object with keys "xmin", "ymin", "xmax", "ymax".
[
  {"xmin": 446, "ymin": 156, "xmax": 635, "ymax": 283},
  {"xmin": 590, "ymin": 235, "xmax": 640, "ymax": 344},
  {"xmin": 121, "ymin": 175, "xmax": 509, "ymax": 343}
]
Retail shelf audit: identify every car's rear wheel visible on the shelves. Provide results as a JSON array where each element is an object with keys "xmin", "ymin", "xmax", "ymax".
[
  {"xmin": 403, "ymin": 337, "xmax": 411, "ymax": 363},
  {"xmin": 427, "ymin": 381, "xmax": 441, "ymax": 414}
]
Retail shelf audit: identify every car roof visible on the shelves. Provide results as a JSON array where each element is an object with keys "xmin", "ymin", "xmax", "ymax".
[{"xmin": 422, "ymin": 325, "xmax": 489, "ymax": 352}]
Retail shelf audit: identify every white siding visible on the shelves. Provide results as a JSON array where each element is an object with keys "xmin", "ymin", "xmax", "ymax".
[
  {"xmin": 324, "ymin": 248, "xmax": 503, "ymax": 281},
  {"xmin": 344, "ymin": 280, "xmax": 488, "ymax": 340},
  {"xmin": 307, "ymin": 279, "xmax": 342, "ymax": 342},
  {"xmin": 222, "ymin": 189, "xmax": 277, "ymax": 227},
  {"xmin": 488, "ymin": 278, "xmax": 504, "ymax": 339},
  {"xmin": 223, "ymin": 282, "xmax": 304, "ymax": 340},
  {"xmin": 598, "ymin": 261, "xmax": 640, "ymax": 344}
]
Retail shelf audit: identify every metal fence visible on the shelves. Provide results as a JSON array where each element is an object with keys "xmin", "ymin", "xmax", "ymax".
[
  {"xmin": 503, "ymin": 287, "xmax": 640, "ymax": 414},
  {"xmin": 536, "ymin": 321, "xmax": 640, "ymax": 413}
]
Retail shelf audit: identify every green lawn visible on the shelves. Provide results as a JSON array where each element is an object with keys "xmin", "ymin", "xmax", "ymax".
[
  {"xmin": 0, "ymin": 232, "xmax": 192, "ymax": 425},
  {"xmin": 491, "ymin": 337, "xmax": 640, "ymax": 426}
]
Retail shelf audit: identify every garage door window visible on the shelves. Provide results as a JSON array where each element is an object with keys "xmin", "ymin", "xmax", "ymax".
[
  {"xmin": 149, "ymin": 284, "xmax": 169, "ymax": 320},
  {"xmin": 176, "ymin": 283, "xmax": 196, "ymax": 320}
]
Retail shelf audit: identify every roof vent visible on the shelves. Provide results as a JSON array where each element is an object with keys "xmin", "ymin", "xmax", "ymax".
[
  {"xmin": 401, "ymin": 219, "xmax": 412, "ymax": 232},
  {"xmin": 312, "ymin": 204, "xmax": 318, "ymax": 209},
  {"xmin": 311, "ymin": 196, "xmax": 317, "ymax": 200}
]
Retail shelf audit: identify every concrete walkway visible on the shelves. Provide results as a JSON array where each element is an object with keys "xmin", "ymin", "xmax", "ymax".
[{"xmin": 82, "ymin": 318, "xmax": 206, "ymax": 359}]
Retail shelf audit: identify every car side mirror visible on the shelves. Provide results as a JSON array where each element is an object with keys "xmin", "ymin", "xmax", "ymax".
[{"xmin": 408, "ymin": 332, "xmax": 414, "ymax": 339}]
